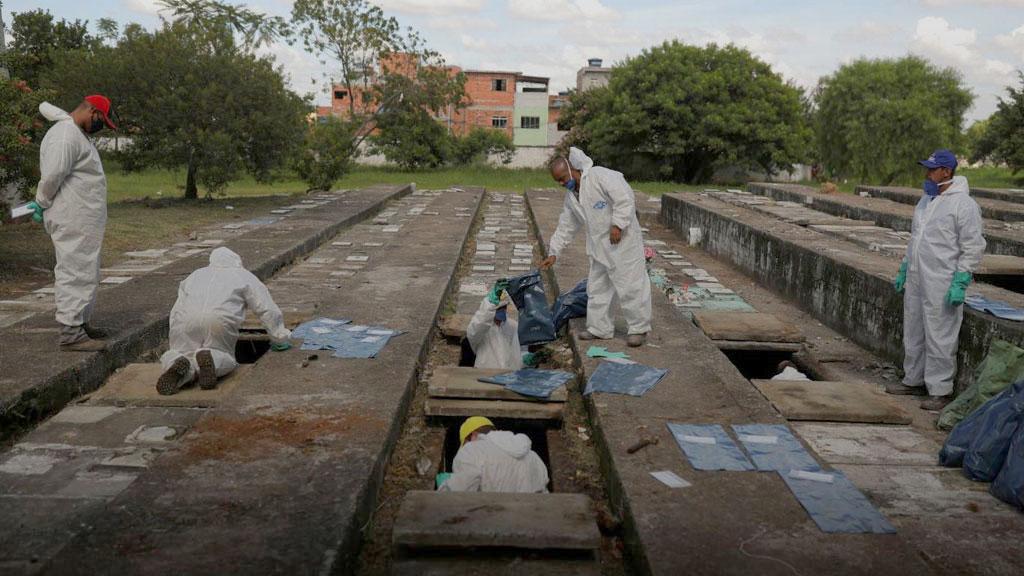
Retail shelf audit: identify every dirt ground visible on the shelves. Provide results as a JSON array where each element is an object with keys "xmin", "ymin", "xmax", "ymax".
[{"xmin": 0, "ymin": 195, "xmax": 300, "ymax": 299}]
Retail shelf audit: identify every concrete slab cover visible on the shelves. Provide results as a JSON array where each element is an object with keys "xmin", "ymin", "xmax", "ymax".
[
  {"xmin": 976, "ymin": 254, "xmax": 1024, "ymax": 276},
  {"xmin": 751, "ymin": 380, "xmax": 911, "ymax": 424},
  {"xmin": 793, "ymin": 423, "xmax": 940, "ymax": 465},
  {"xmin": 51, "ymin": 406, "xmax": 123, "ymax": 425},
  {"xmin": 89, "ymin": 363, "xmax": 252, "ymax": 408},
  {"xmin": 392, "ymin": 491, "xmax": 600, "ymax": 550},
  {"xmin": 693, "ymin": 311, "xmax": 805, "ymax": 343},
  {"xmin": 424, "ymin": 398, "xmax": 563, "ymax": 420},
  {"xmin": 428, "ymin": 366, "xmax": 567, "ymax": 402}
]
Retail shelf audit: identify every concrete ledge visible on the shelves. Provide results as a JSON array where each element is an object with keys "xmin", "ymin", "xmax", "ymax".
[
  {"xmin": 662, "ymin": 192, "xmax": 1024, "ymax": 393},
  {"xmin": 0, "ymin": 185, "xmax": 411, "ymax": 438},
  {"xmin": 856, "ymin": 184, "xmax": 1024, "ymax": 222},
  {"xmin": 748, "ymin": 182, "xmax": 1024, "ymax": 257},
  {"xmin": 974, "ymin": 187, "xmax": 1024, "ymax": 204}
]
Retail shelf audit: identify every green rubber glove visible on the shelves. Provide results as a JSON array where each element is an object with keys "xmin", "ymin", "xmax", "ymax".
[
  {"xmin": 946, "ymin": 271, "xmax": 972, "ymax": 306},
  {"xmin": 522, "ymin": 352, "xmax": 538, "ymax": 367},
  {"xmin": 487, "ymin": 280, "xmax": 509, "ymax": 306},
  {"xmin": 271, "ymin": 341, "xmax": 292, "ymax": 352},
  {"xmin": 894, "ymin": 261, "xmax": 908, "ymax": 294},
  {"xmin": 27, "ymin": 201, "xmax": 45, "ymax": 223}
]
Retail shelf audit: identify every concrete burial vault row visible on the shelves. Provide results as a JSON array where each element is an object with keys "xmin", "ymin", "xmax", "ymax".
[
  {"xmin": 0, "ymin": 184, "xmax": 414, "ymax": 436},
  {"xmin": 0, "ymin": 186, "xmax": 484, "ymax": 574},
  {"xmin": 664, "ymin": 190, "xmax": 1024, "ymax": 394}
]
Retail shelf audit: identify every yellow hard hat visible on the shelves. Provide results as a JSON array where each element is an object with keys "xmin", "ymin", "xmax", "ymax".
[{"xmin": 459, "ymin": 416, "xmax": 494, "ymax": 445}]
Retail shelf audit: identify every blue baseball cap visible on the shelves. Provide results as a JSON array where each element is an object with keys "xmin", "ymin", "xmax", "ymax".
[{"xmin": 919, "ymin": 149, "xmax": 958, "ymax": 170}]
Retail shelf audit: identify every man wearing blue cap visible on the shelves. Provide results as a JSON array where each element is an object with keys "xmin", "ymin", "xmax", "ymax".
[{"xmin": 888, "ymin": 149, "xmax": 985, "ymax": 411}]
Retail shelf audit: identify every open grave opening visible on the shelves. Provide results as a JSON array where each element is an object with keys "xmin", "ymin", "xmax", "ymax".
[
  {"xmin": 437, "ymin": 417, "xmax": 553, "ymax": 491},
  {"xmin": 235, "ymin": 337, "xmax": 270, "ymax": 364},
  {"xmin": 721, "ymin": 348, "xmax": 822, "ymax": 381},
  {"xmin": 974, "ymin": 273, "xmax": 1024, "ymax": 295}
]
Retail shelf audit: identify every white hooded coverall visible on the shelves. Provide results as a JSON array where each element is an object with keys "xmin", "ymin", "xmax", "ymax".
[
  {"xmin": 466, "ymin": 297, "xmax": 524, "ymax": 370},
  {"xmin": 902, "ymin": 175, "xmax": 986, "ymax": 396},
  {"xmin": 35, "ymin": 102, "xmax": 107, "ymax": 328},
  {"xmin": 160, "ymin": 248, "xmax": 291, "ymax": 386},
  {"xmin": 548, "ymin": 148, "xmax": 652, "ymax": 338},
  {"xmin": 439, "ymin": 431, "xmax": 549, "ymax": 493}
]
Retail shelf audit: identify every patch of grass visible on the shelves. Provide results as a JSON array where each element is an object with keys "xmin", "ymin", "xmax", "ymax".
[{"xmin": 105, "ymin": 165, "xmax": 307, "ymax": 203}]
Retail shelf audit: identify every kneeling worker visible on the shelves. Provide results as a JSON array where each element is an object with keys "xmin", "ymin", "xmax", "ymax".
[
  {"xmin": 439, "ymin": 416, "xmax": 549, "ymax": 493},
  {"xmin": 467, "ymin": 280, "xmax": 534, "ymax": 369},
  {"xmin": 157, "ymin": 247, "xmax": 292, "ymax": 395}
]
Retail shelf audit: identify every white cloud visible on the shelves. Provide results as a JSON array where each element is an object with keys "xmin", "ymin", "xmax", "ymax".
[
  {"xmin": 425, "ymin": 15, "xmax": 499, "ymax": 30},
  {"xmin": 123, "ymin": 0, "xmax": 164, "ymax": 16},
  {"xmin": 835, "ymin": 20, "xmax": 903, "ymax": 43},
  {"xmin": 912, "ymin": 16, "xmax": 977, "ymax": 64},
  {"xmin": 995, "ymin": 24, "xmax": 1024, "ymax": 61},
  {"xmin": 921, "ymin": 0, "xmax": 1024, "ymax": 7},
  {"xmin": 372, "ymin": 0, "xmax": 486, "ymax": 16},
  {"xmin": 460, "ymin": 34, "xmax": 487, "ymax": 50},
  {"xmin": 507, "ymin": 0, "xmax": 617, "ymax": 22}
]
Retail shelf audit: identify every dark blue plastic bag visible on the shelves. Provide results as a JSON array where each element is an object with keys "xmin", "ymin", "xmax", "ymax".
[
  {"xmin": 939, "ymin": 379, "xmax": 1024, "ymax": 468},
  {"xmin": 963, "ymin": 380, "xmax": 1024, "ymax": 481},
  {"xmin": 505, "ymin": 271, "xmax": 557, "ymax": 345},
  {"xmin": 991, "ymin": 426, "xmax": 1024, "ymax": 509},
  {"xmin": 551, "ymin": 279, "xmax": 588, "ymax": 332}
]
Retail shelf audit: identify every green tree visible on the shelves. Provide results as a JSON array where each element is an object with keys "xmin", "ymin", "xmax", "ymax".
[
  {"xmin": 973, "ymin": 72, "xmax": 1024, "ymax": 175},
  {"xmin": 560, "ymin": 41, "xmax": 810, "ymax": 183},
  {"xmin": 451, "ymin": 128, "xmax": 515, "ymax": 166},
  {"xmin": 294, "ymin": 117, "xmax": 358, "ymax": 191},
  {"xmin": 44, "ymin": 22, "xmax": 308, "ymax": 199},
  {"xmin": 3, "ymin": 9, "xmax": 94, "ymax": 87},
  {"xmin": 963, "ymin": 118, "xmax": 991, "ymax": 163},
  {"xmin": 814, "ymin": 55, "xmax": 973, "ymax": 185},
  {"xmin": 0, "ymin": 79, "xmax": 55, "ymax": 212}
]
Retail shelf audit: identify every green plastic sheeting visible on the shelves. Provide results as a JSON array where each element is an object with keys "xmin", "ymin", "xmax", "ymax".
[{"xmin": 939, "ymin": 339, "xmax": 1024, "ymax": 430}]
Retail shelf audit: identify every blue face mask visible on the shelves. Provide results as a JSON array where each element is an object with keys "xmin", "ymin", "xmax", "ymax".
[
  {"xmin": 563, "ymin": 158, "xmax": 577, "ymax": 193},
  {"xmin": 494, "ymin": 308, "xmax": 507, "ymax": 324},
  {"xmin": 923, "ymin": 177, "xmax": 953, "ymax": 197}
]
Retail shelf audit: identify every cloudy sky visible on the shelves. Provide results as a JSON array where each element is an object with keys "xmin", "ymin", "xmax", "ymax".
[{"xmin": 5, "ymin": 0, "xmax": 1024, "ymax": 123}]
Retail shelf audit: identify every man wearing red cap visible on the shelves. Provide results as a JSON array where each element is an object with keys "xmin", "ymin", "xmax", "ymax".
[{"xmin": 32, "ymin": 95, "xmax": 117, "ymax": 351}]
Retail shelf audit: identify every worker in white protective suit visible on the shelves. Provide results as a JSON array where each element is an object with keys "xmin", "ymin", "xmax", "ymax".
[
  {"xmin": 888, "ymin": 150, "xmax": 986, "ymax": 411},
  {"xmin": 439, "ymin": 416, "xmax": 549, "ymax": 493},
  {"xmin": 466, "ymin": 280, "xmax": 525, "ymax": 370},
  {"xmin": 157, "ymin": 247, "xmax": 293, "ymax": 395},
  {"xmin": 540, "ymin": 147, "xmax": 652, "ymax": 347},
  {"xmin": 31, "ymin": 96, "xmax": 117, "ymax": 351}
]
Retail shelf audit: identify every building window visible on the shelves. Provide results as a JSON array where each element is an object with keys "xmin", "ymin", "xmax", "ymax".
[
  {"xmin": 520, "ymin": 116, "xmax": 540, "ymax": 129},
  {"xmin": 491, "ymin": 116, "xmax": 508, "ymax": 128},
  {"xmin": 491, "ymin": 79, "xmax": 507, "ymax": 92},
  {"xmin": 334, "ymin": 90, "xmax": 348, "ymax": 100}
]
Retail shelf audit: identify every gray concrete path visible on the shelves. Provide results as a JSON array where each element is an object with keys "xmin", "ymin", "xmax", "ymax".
[
  {"xmin": 857, "ymin": 184, "xmax": 1024, "ymax": 222},
  {"xmin": 1, "ymin": 187, "xmax": 482, "ymax": 575},
  {"xmin": 0, "ymin": 185, "xmax": 409, "ymax": 438},
  {"xmin": 527, "ymin": 189, "xmax": 962, "ymax": 576}
]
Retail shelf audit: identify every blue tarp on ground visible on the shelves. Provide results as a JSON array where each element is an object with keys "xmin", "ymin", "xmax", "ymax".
[
  {"xmin": 479, "ymin": 369, "xmax": 574, "ymax": 399},
  {"xmin": 293, "ymin": 318, "xmax": 403, "ymax": 359},
  {"xmin": 584, "ymin": 362, "xmax": 668, "ymax": 397},
  {"xmin": 733, "ymin": 424, "xmax": 821, "ymax": 473},
  {"xmin": 666, "ymin": 423, "xmax": 755, "ymax": 471},
  {"xmin": 966, "ymin": 295, "xmax": 1024, "ymax": 321},
  {"xmin": 781, "ymin": 469, "xmax": 897, "ymax": 534}
]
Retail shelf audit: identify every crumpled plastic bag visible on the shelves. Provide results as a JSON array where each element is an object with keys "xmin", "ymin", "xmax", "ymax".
[
  {"xmin": 505, "ymin": 271, "xmax": 556, "ymax": 345},
  {"xmin": 939, "ymin": 379, "xmax": 1024, "ymax": 482},
  {"xmin": 550, "ymin": 278, "xmax": 587, "ymax": 333}
]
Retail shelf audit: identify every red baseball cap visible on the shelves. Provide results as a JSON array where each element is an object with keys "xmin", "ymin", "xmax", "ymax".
[{"xmin": 84, "ymin": 94, "xmax": 117, "ymax": 130}]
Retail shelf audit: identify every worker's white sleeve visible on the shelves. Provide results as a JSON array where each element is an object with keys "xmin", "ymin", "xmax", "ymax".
[
  {"xmin": 439, "ymin": 449, "xmax": 482, "ymax": 492},
  {"xmin": 603, "ymin": 171, "xmax": 636, "ymax": 231},
  {"xmin": 35, "ymin": 131, "xmax": 76, "ymax": 209},
  {"xmin": 548, "ymin": 194, "xmax": 582, "ymax": 258},
  {"xmin": 956, "ymin": 200, "xmax": 986, "ymax": 274},
  {"xmin": 241, "ymin": 272, "xmax": 291, "ymax": 343},
  {"xmin": 466, "ymin": 296, "xmax": 499, "ymax": 352}
]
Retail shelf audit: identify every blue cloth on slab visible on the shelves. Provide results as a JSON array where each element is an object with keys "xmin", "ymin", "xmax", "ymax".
[
  {"xmin": 584, "ymin": 362, "xmax": 668, "ymax": 397},
  {"xmin": 781, "ymin": 469, "xmax": 896, "ymax": 534},
  {"xmin": 294, "ymin": 319, "xmax": 402, "ymax": 359},
  {"xmin": 667, "ymin": 423, "xmax": 755, "ymax": 471},
  {"xmin": 479, "ymin": 369, "xmax": 574, "ymax": 399},
  {"xmin": 965, "ymin": 295, "xmax": 1024, "ymax": 321},
  {"xmin": 733, "ymin": 424, "xmax": 821, "ymax": 473},
  {"xmin": 291, "ymin": 317, "xmax": 351, "ymax": 340}
]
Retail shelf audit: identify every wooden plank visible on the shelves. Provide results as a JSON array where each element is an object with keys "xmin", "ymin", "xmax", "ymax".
[
  {"xmin": 88, "ymin": 363, "xmax": 252, "ymax": 408},
  {"xmin": 693, "ymin": 311, "xmax": 804, "ymax": 343},
  {"xmin": 393, "ymin": 491, "xmax": 599, "ymax": 551},
  {"xmin": 977, "ymin": 254, "xmax": 1024, "ymax": 276},
  {"xmin": 751, "ymin": 379, "xmax": 911, "ymax": 425},
  {"xmin": 428, "ymin": 366, "xmax": 567, "ymax": 403},
  {"xmin": 424, "ymin": 398, "xmax": 563, "ymax": 421},
  {"xmin": 439, "ymin": 314, "xmax": 471, "ymax": 340},
  {"xmin": 713, "ymin": 340, "xmax": 803, "ymax": 352}
]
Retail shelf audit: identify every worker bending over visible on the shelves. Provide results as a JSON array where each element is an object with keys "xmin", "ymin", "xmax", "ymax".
[
  {"xmin": 889, "ymin": 150, "xmax": 985, "ymax": 411},
  {"xmin": 439, "ymin": 416, "xmax": 549, "ymax": 493},
  {"xmin": 157, "ymin": 248, "xmax": 292, "ymax": 395},
  {"xmin": 467, "ymin": 280, "xmax": 536, "ymax": 370},
  {"xmin": 541, "ymin": 147, "xmax": 652, "ymax": 347}
]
